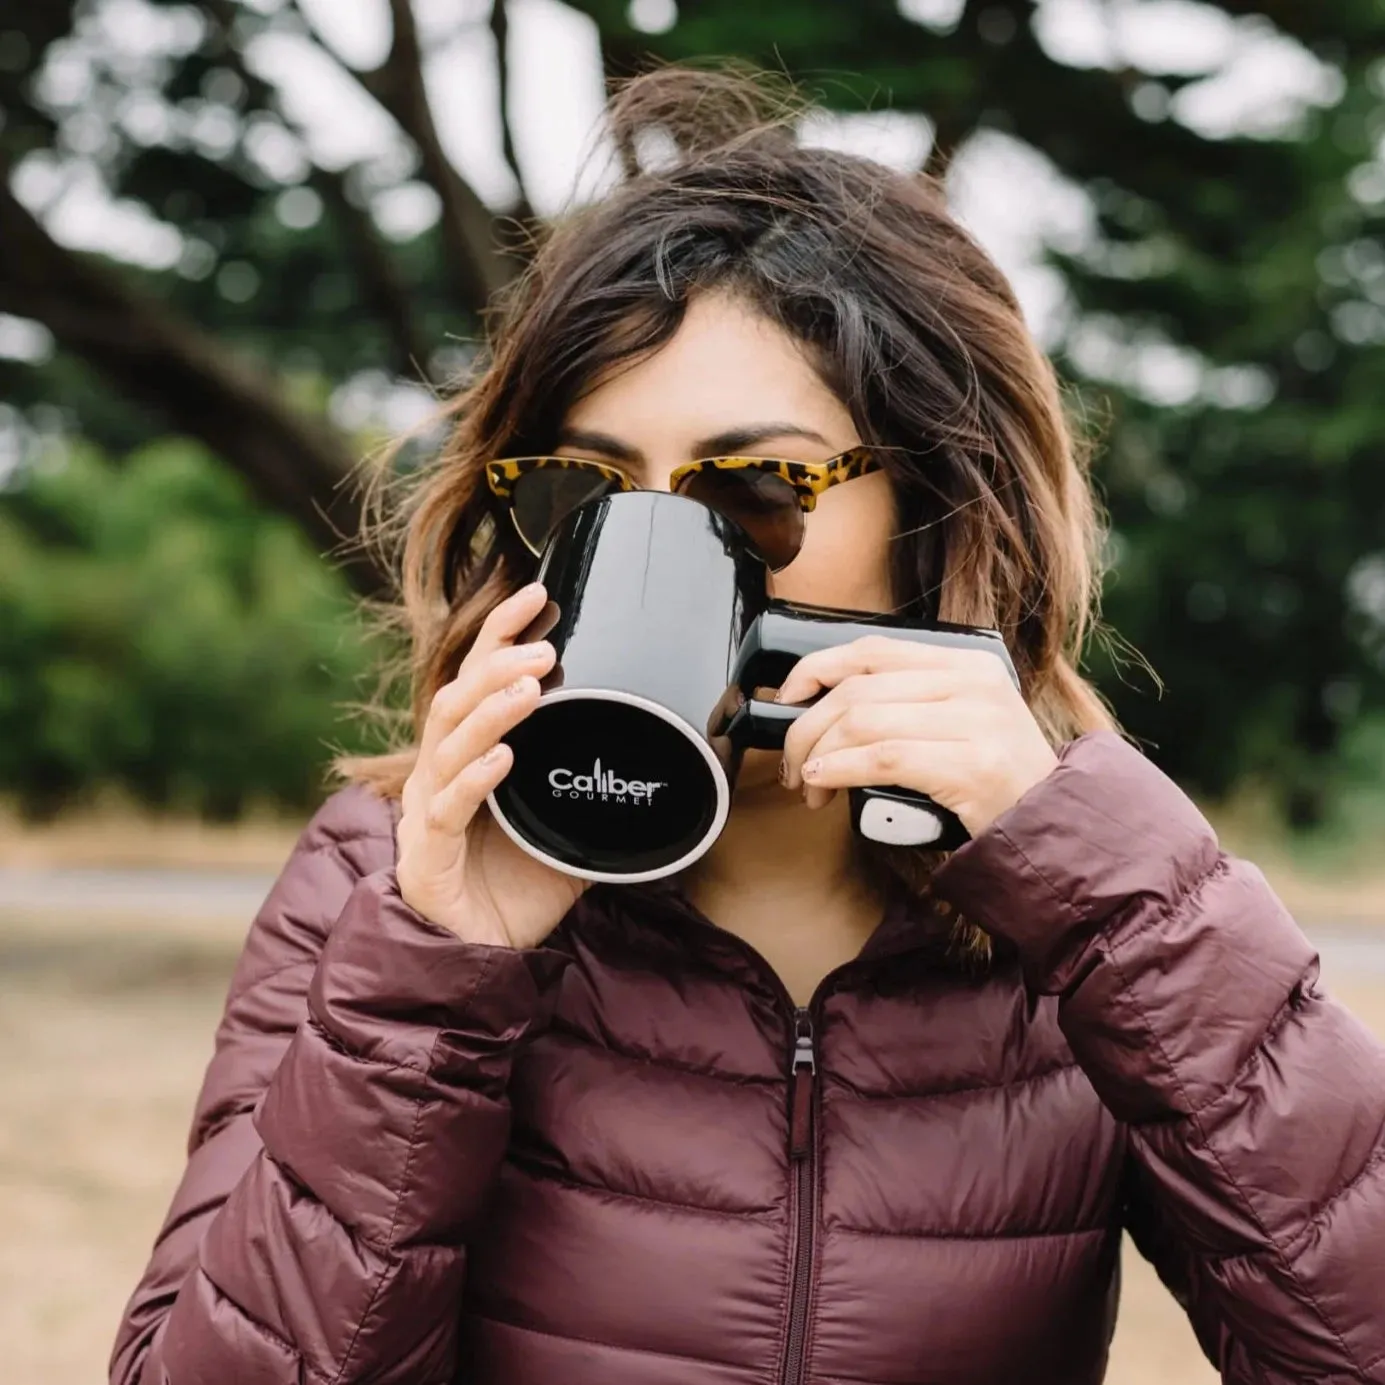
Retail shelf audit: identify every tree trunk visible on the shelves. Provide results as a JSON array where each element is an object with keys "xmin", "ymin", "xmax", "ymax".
[{"xmin": 0, "ymin": 176, "xmax": 388, "ymax": 600}]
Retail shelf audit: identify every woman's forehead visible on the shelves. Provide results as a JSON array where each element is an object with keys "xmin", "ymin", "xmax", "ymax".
[{"xmin": 558, "ymin": 292, "xmax": 858, "ymax": 468}]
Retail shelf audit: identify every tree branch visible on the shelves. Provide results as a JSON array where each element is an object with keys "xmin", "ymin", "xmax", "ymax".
[
  {"xmin": 311, "ymin": 166, "xmax": 434, "ymax": 381},
  {"xmin": 0, "ymin": 166, "xmax": 386, "ymax": 599},
  {"xmin": 489, "ymin": 0, "xmax": 534, "ymax": 221},
  {"xmin": 288, "ymin": 0, "xmax": 520, "ymax": 313},
  {"xmin": 199, "ymin": 0, "xmax": 431, "ymax": 381},
  {"xmin": 920, "ymin": 0, "xmax": 988, "ymax": 179}
]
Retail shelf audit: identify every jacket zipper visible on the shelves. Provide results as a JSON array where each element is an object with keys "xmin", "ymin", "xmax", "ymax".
[
  {"xmin": 656, "ymin": 895, "xmax": 930, "ymax": 1385},
  {"xmin": 783, "ymin": 1006, "xmax": 817, "ymax": 1385}
]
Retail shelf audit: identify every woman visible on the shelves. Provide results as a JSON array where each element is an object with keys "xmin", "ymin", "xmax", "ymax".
[{"xmin": 112, "ymin": 68, "xmax": 1385, "ymax": 1385}]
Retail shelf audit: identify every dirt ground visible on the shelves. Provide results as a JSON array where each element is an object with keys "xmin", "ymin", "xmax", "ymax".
[{"xmin": 4, "ymin": 896, "xmax": 1384, "ymax": 1385}]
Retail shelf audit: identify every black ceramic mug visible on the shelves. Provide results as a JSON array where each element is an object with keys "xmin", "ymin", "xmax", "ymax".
[{"xmin": 486, "ymin": 489, "xmax": 1018, "ymax": 883}]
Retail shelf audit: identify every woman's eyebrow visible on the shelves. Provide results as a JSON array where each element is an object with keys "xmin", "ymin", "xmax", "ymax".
[
  {"xmin": 553, "ymin": 422, "xmax": 834, "ymax": 463},
  {"xmin": 692, "ymin": 424, "xmax": 832, "ymax": 456},
  {"xmin": 552, "ymin": 428, "xmax": 643, "ymax": 463}
]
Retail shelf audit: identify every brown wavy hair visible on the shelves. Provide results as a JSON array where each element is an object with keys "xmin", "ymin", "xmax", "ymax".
[{"xmin": 329, "ymin": 64, "xmax": 1118, "ymax": 940}]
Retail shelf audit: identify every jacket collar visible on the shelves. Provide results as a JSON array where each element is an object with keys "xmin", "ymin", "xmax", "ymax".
[{"xmin": 568, "ymin": 873, "xmax": 978, "ymax": 994}]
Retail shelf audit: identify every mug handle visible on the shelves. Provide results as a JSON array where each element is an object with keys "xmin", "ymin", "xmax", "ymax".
[{"xmin": 722, "ymin": 698, "xmax": 971, "ymax": 850}]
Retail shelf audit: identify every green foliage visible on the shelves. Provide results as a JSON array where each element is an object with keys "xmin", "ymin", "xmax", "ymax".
[
  {"xmin": 1047, "ymin": 43, "xmax": 1385, "ymax": 824},
  {"xmin": 0, "ymin": 440, "xmax": 391, "ymax": 819},
  {"xmin": 4, "ymin": 0, "xmax": 1385, "ymax": 825},
  {"xmin": 581, "ymin": 0, "xmax": 1385, "ymax": 825}
]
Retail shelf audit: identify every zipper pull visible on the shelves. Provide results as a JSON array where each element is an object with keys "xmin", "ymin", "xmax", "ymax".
[{"xmin": 788, "ymin": 1008, "xmax": 816, "ymax": 1159}]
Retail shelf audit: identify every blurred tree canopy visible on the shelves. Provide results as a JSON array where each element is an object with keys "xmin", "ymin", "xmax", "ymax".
[{"xmin": 2, "ymin": 0, "xmax": 1385, "ymax": 822}]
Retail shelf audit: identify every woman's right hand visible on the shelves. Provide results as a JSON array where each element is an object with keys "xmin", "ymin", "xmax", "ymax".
[{"xmin": 396, "ymin": 581, "xmax": 587, "ymax": 949}]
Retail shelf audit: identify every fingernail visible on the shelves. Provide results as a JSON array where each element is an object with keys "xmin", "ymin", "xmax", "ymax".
[
  {"xmin": 772, "ymin": 687, "xmax": 784, "ymax": 703},
  {"xmin": 480, "ymin": 744, "xmax": 505, "ymax": 764},
  {"xmin": 501, "ymin": 641, "xmax": 543, "ymax": 662},
  {"xmin": 505, "ymin": 677, "xmax": 530, "ymax": 697},
  {"xmin": 802, "ymin": 759, "xmax": 821, "ymax": 780},
  {"xmin": 522, "ymin": 580, "xmax": 545, "ymax": 596}
]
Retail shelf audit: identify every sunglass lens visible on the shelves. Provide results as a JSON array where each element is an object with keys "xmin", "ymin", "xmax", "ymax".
[
  {"xmin": 511, "ymin": 467, "xmax": 622, "ymax": 552},
  {"xmin": 676, "ymin": 467, "xmax": 805, "ymax": 570}
]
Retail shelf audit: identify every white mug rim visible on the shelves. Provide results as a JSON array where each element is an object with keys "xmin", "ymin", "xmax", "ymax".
[{"xmin": 485, "ymin": 685, "xmax": 732, "ymax": 885}]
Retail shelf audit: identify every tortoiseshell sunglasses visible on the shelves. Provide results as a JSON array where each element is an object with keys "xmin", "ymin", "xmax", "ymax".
[{"xmin": 484, "ymin": 447, "xmax": 881, "ymax": 572}]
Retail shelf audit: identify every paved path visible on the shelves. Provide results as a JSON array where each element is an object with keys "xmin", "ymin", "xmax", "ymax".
[
  {"xmin": 0, "ymin": 864, "xmax": 278, "ymax": 920},
  {"xmin": 4, "ymin": 865, "xmax": 1385, "ymax": 975}
]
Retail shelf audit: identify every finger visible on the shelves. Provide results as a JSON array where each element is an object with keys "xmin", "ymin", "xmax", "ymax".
[
  {"xmin": 516, "ymin": 598, "xmax": 562, "ymax": 645},
  {"xmin": 415, "ymin": 580, "xmax": 545, "ymax": 767},
  {"xmin": 410, "ymin": 743, "xmax": 514, "ymax": 875},
  {"xmin": 420, "ymin": 635, "xmax": 555, "ymax": 768},
  {"xmin": 799, "ymin": 738, "xmax": 971, "ymax": 804},
  {"xmin": 432, "ymin": 673, "xmax": 545, "ymax": 786},
  {"xmin": 774, "ymin": 635, "xmax": 953, "ymax": 707},
  {"xmin": 775, "ymin": 634, "xmax": 995, "ymax": 708},
  {"xmin": 780, "ymin": 670, "xmax": 966, "ymax": 788},
  {"xmin": 785, "ymin": 699, "xmax": 976, "ymax": 791},
  {"xmin": 472, "ymin": 580, "xmax": 550, "ymax": 658}
]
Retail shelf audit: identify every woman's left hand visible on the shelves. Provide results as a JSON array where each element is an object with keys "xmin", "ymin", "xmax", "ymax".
[{"xmin": 776, "ymin": 635, "xmax": 1059, "ymax": 838}]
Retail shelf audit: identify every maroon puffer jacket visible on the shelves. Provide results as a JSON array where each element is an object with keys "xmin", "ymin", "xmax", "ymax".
[{"xmin": 111, "ymin": 732, "xmax": 1385, "ymax": 1385}]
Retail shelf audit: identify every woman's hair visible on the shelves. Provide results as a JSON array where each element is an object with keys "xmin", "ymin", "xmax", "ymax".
[{"xmin": 330, "ymin": 63, "xmax": 1118, "ymax": 938}]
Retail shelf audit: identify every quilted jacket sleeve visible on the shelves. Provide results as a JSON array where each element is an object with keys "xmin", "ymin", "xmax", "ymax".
[
  {"xmin": 109, "ymin": 784, "xmax": 571, "ymax": 1385},
  {"xmin": 932, "ymin": 731, "xmax": 1385, "ymax": 1385}
]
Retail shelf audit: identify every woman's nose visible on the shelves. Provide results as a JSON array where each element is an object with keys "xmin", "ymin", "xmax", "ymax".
[{"xmin": 636, "ymin": 462, "xmax": 675, "ymax": 494}]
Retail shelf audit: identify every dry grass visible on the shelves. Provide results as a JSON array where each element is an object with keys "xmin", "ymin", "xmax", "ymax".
[
  {"xmin": 0, "ymin": 798, "xmax": 303, "ymax": 872},
  {"xmin": 5, "ymin": 893, "xmax": 1384, "ymax": 1385},
  {"xmin": 0, "ymin": 908, "xmax": 247, "ymax": 1385}
]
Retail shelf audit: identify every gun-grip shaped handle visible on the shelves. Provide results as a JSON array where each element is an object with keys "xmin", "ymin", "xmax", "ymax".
[
  {"xmin": 722, "ymin": 697, "xmax": 971, "ymax": 851},
  {"xmin": 724, "ymin": 601, "xmax": 1020, "ymax": 852}
]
